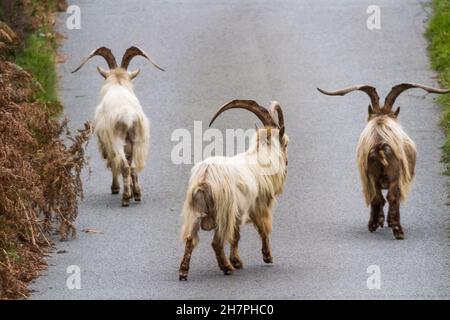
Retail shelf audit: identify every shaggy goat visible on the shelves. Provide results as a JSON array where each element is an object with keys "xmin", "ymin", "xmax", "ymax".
[
  {"xmin": 179, "ymin": 100, "xmax": 289, "ymax": 280},
  {"xmin": 72, "ymin": 46, "xmax": 164, "ymax": 206},
  {"xmin": 318, "ymin": 83, "xmax": 450, "ymax": 239}
]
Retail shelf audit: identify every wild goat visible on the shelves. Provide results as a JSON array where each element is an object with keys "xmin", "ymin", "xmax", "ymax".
[
  {"xmin": 72, "ymin": 46, "xmax": 164, "ymax": 206},
  {"xmin": 318, "ymin": 83, "xmax": 450, "ymax": 239},
  {"xmin": 179, "ymin": 100, "xmax": 289, "ymax": 280}
]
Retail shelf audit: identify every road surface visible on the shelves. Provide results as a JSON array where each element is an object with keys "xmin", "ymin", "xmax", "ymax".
[{"xmin": 31, "ymin": 0, "xmax": 449, "ymax": 299}]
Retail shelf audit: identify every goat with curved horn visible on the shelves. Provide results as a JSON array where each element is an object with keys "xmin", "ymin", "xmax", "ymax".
[
  {"xmin": 179, "ymin": 100, "xmax": 289, "ymax": 280},
  {"xmin": 384, "ymin": 83, "xmax": 450, "ymax": 111},
  {"xmin": 121, "ymin": 46, "xmax": 165, "ymax": 72},
  {"xmin": 71, "ymin": 46, "xmax": 166, "ymax": 206},
  {"xmin": 317, "ymin": 81, "xmax": 450, "ymax": 240},
  {"xmin": 71, "ymin": 46, "xmax": 117, "ymax": 73},
  {"xmin": 317, "ymin": 85, "xmax": 381, "ymax": 110}
]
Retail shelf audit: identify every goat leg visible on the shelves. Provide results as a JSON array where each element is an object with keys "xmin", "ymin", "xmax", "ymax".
[
  {"xmin": 131, "ymin": 168, "xmax": 141, "ymax": 202},
  {"xmin": 179, "ymin": 237, "xmax": 194, "ymax": 281},
  {"xmin": 121, "ymin": 162, "xmax": 132, "ymax": 207},
  {"xmin": 253, "ymin": 215, "xmax": 273, "ymax": 264},
  {"xmin": 387, "ymin": 182, "xmax": 404, "ymax": 240},
  {"xmin": 368, "ymin": 187, "xmax": 385, "ymax": 232},
  {"xmin": 212, "ymin": 231, "xmax": 234, "ymax": 275},
  {"xmin": 179, "ymin": 218, "xmax": 201, "ymax": 280},
  {"xmin": 378, "ymin": 202, "xmax": 385, "ymax": 228},
  {"xmin": 229, "ymin": 227, "xmax": 243, "ymax": 269},
  {"xmin": 125, "ymin": 139, "xmax": 141, "ymax": 202},
  {"xmin": 111, "ymin": 174, "xmax": 120, "ymax": 194}
]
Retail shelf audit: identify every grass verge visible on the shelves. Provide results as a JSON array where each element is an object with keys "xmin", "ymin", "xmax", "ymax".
[
  {"xmin": 425, "ymin": 0, "xmax": 450, "ymax": 175},
  {"xmin": 1, "ymin": 0, "xmax": 66, "ymax": 113},
  {"xmin": 15, "ymin": 33, "xmax": 59, "ymax": 104}
]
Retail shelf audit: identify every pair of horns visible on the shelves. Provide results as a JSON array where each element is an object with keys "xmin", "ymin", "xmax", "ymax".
[
  {"xmin": 209, "ymin": 99, "xmax": 285, "ymax": 140},
  {"xmin": 71, "ymin": 46, "xmax": 165, "ymax": 74},
  {"xmin": 317, "ymin": 83, "xmax": 450, "ymax": 112}
]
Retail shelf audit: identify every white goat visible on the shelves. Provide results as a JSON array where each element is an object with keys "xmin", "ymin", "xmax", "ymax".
[
  {"xmin": 179, "ymin": 100, "xmax": 289, "ymax": 280},
  {"xmin": 72, "ymin": 46, "xmax": 164, "ymax": 206}
]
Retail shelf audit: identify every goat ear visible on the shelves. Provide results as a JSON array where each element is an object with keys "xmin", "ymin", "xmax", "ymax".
[
  {"xmin": 97, "ymin": 66, "xmax": 109, "ymax": 79},
  {"xmin": 129, "ymin": 69, "xmax": 141, "ymax": 80},
  {"xmin": 368, "ymin": 104, "xmax": 373, "ymax": 115},
  {"xmin": 394, "ymin": 106, "xmax": 400, "ymax": 117}
]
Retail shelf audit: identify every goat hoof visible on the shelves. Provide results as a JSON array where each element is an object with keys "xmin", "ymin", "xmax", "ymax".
[
  {"xmin": 230, "ymin": 257, "xmax": 243, "ymax": 269},
  {"xmin": 111, "ymin": 188, "xmax": 120, "ymax": 194},
  {"xmin": 394, "ymin": 233, "xmax": 405, "ymax": 240},
  {"xmin": 392, "ymin": 226, "xmax": 404, "ymax": 240},
  {"xmin": 179, "ymin": 274, "xmax": 188, "ymax": 281},
  {"xmin": 393, "ymin": 232, "xmax": 405, "ymax": 240},
  {"xmin": 222, "ymin": 265, "xmax": 234, "ymax": 275},
  {"xmin": 223, "ymin": 269, "xmax": 233, "ymax": 276},
  {"xmin": 122, "ymin": 200, "xmax": 130, "ymax": 207},
  {"xmin": 392, "ymin": 225, "xmax": 405, "ymax": 240},
  {"xmin": 368, "ymin": 224, "xmax": 378, "ymax": 232},
  {"xmin": 263, "ymin": 256, "xmax": 273, "ymax": 264},
  {"xmin": 134, "ymin": 196, "xmax": 141, "ymax": 202}
]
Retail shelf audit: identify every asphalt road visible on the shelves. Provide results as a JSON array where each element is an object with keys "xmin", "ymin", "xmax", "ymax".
[{"xmin": 31, "ymin": 0, "xmax": 449, "ymax": 299}]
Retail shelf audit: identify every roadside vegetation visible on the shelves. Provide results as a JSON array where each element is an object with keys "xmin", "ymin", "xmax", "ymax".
[
  {"xmin": 0, "ymin": 0, "xmax": 91, "ymax": 299},
  {"xmin": 426, "ymin": 0, "xmax": 450, "ymax": 176}
]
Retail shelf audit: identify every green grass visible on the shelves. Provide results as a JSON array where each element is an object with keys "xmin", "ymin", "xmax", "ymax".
[
  {"xmin": 10, "ymin": 0, "xmax": 62, "ymax": 112},
  {"xmin": 15, "ymin": 33, "xmax": 59, "ymax": 104},
  {"xmin": 426, "ymin": 0, "xmax": 450, "ymax": 175}
]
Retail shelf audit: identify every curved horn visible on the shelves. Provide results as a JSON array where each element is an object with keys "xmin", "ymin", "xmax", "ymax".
[
  {"xmin": 317, "ymin": 85, "xmax": 380, "ymax": 110},
  {"xmin": 121, "ymin": 46, "xmax": 165, "ymax": 71},
  {"xmin": 72, "ymin": 47, "xmax": 117, "ymax": 73},
  {"xmin": 209, "ymin": 100, "xmax": 277, "ymax": 127},
  {"xmin": 384, "ymin": 83, "xmax": 450, "ymax": 111},
  {"xmin": 269, "ymin": 101, "xmax": 284, "ymax": 128}
]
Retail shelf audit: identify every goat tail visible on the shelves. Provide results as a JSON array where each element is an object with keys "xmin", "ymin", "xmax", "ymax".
[
  {"xmin": 131, "ymin": 117, "xmax": 150, "ymax": 172},
  {"xmin": 181, "ymin": 165, "xmax": 238, "ymax": 246},
  {"xmin": 181, "ymin": 183, "xmax": 210, "ymax": 247},
  {"xmin": 378, "ymin": 147, "xmax": 389, "ymax": 167}
]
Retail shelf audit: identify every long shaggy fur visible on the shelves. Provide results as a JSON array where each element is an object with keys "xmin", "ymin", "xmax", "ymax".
[
  {"xmin": 356, "ymin": 116, "xmax": 416, "ymax": 205},
  {"xmin": 94, "ymin": 69, "xmax": 150, "ymax": 174},
  {"xmin": 181, "ymin": 128, "xmax": 288, "ymax": 247}
]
